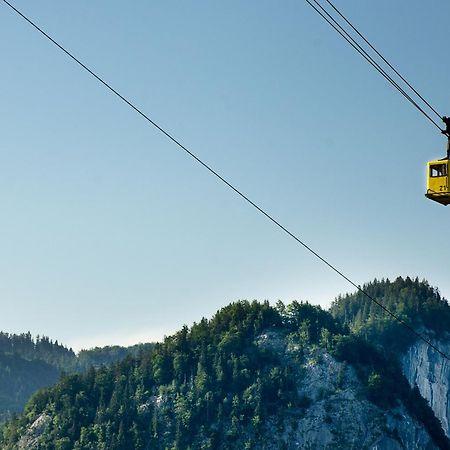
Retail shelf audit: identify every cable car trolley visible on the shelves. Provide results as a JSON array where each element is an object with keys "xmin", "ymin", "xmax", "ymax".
[{"xmin": 426, "ymin": 117, "xmax": 450, "ymax": 206}]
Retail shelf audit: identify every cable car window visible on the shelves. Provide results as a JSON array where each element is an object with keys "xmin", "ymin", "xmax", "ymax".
[{"xmin": 430, "ymin": 164, "xmax": 448, "ymax": 178}]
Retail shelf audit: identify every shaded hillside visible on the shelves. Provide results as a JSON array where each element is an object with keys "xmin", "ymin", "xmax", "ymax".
[
  {"xmin": 1, "ymin": 299, "xmax": 448, "ymax": 450},
  {"xmin": 76, "ymin": 344, "xmax": 155, "ymax": 372},
  {"xmin": 0, "ymin": 354, "xmax": 58, "ymax": 423},
  {"xmin": 0, "ymin": 333, "xmax": 154, "ymax": 423},
  {"xmin": 0, "ymin": 333, "xmax": 75, "ymax": 370}
]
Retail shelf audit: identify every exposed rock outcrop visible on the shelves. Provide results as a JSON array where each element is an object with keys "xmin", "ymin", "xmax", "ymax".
[
  {"xmin": 402, "ymin": 335, "xmax": 450, "ymax": 438},
  {"xmin": 17, "ymin": 413, "xmax": 51, "ymax": 450},
  {"xmin": 255, "ymin": 331, "xmax": 438, "ymax": 449}
]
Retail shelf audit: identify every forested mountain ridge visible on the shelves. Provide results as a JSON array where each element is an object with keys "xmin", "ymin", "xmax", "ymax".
[
  {"xmin": 0, "ymin": 332, "xmax": 154, "ymax": 423},
  {"xmin": 0, "ymin": 332, "xmax": 75, "ymax": 368},
  {"xmin": 330, "ymin": 277, "xmax": 450, "ymax": 439},
  {"xmin": 330, "ymin": 276, "xmax": 450, "ymax": 352},
  {"xmin": 1, "ymin": 279, "xmax": 449, "ymax": 450}
]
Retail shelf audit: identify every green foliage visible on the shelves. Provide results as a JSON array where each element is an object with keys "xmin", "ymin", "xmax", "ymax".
[
  {"xmin": 0, "ymin": 332, "xmax": 75, "ymax": 371},
  {"xmin": 278, "ymin": 300, "xmax": 345, "ymax": 342},
  {"xmin": 330, "ymin": 276, "xmax": 450, "ymax": 354},
  {"xmin": 76, "ymin": 344, "xmax": 154, "ymax": 372},
  {"xmin": 0, "ymin": 331, "xmax": 154, "ymax": 423},
  {"xmin": 331, "ymin": 331, "xmax": 449, "ymax": 449},
  {"xmin": 0, "ymin": 301, "xmax": 302, "ymax": 449},
  {"xmin": 1, "ymin": 280, "xmax": 450, "ymax": 449},
  {"xmin": 328, "ymin": 276, "xmax": 450, "ymax": 448},
  {"xmin": 0, "ymin": 351, "xmax": 59, "ymax": 423}
]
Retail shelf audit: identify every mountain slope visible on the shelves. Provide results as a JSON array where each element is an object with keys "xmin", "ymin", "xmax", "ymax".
[
  {"xmin": 0, "ymin": 353, "xmax": 58, "ymax": 423},
  {"xmin": 1, "ymin": 296, "xmax": 448, "ymax": 450},
  {"xmin": 330, "ymin": 276, "xmax": 450, "ymax": 438},
  {"xmin": 0, "ymin": 332, "xmax": 154, "ymax": 423}
]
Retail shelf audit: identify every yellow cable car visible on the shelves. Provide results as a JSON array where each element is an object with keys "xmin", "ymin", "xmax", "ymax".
[
  {"xmin": 425, "ymin": 159, "xmax": 450, "ymax": 205},
  {"xmin": 426, "ymin": 116, "xmax": 450, "ymax": 206}
]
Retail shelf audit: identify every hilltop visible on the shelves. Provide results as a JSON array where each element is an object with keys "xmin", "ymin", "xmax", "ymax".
[{"xmin": 1, "ymin": 277, "xmax": 449, "ymax": 449}]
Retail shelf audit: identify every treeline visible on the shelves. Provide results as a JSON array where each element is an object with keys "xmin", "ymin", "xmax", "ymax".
[
  {"xmin": 0, "ymin": 332, "xmax": 154, "ymax": 372},
  {"xmin": 1, "ymin": 281, "xmax": 449, "ymax": 450},
  {"xmin": 0, "ymin": 332, "xmax": 154, "ymax": 422},
  {"xmin": 0, "ymin": 332, "xmax": 75, "ymax": 369},
  {"xmin": 75, "ymin": 344, "xmax": 155, "ymax": 373},
  {"xmin": 330, "ymin": 276, "xmax": 450, "ymax": 354}
]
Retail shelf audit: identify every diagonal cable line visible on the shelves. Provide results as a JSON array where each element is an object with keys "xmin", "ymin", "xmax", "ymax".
[
  {"xmin": 305, "ymin": 0, "xmax": 444, "ymax": 133},
  {"xmin": 323, "ymin": 0, "xmax": 442, "ymax": 121},
  {"xmin": 2, "ymin": 0, "xmax": 449, "ymax": 361},
  {"xmin": 308, "ymin": 0, "xmax": 443, "ymax": 131}
]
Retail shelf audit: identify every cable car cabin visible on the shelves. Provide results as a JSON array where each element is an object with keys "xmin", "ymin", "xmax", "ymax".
[{"xmin": 426, "ymin": 159, "xmax": 450, "ymax": 205}]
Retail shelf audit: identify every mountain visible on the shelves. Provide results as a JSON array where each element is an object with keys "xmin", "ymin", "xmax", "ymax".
[
  {"xmin": 330, "ymin": 276, "xmax": 450, "ymax": 438},
  {"xmin": 0, "ymin": 332, "xmax": 154, "ymax": 423},
  {"xmin": 1, "ymin": 280, "xmax": 449, "ymax": 450},
  {"xmin": 329, "ymin": 276, "xmax": 450, "ymax": 353}
]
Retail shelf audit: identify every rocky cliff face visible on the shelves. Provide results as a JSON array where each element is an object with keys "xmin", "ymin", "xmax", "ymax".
[
  {"xmin": 254, "ymin": 331, "xmax": 439, "ymax": 449},
  {"xmin": 402, "ymin": 334, "xmax": 450, "ymax": 438}
]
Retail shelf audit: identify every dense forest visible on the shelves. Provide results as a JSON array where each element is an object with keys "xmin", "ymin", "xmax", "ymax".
[
  {"xmin": 0, "ymin": 353, "xmax": 58, "ymax": 423},
  {"xmin": 1, "ymin": 277, "xmax": 449, "ymax": 449},
  {"xmin": 330, "ymin": 276, "xmax": 450, "ymax": 354},
  {"xmin": 0, "ymin": 332, "xmax": 154, "ymax": 423}
]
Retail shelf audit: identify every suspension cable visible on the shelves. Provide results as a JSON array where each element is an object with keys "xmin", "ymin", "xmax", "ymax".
[
  {"xmin": 305, "ymin": 0, "xmax": 444, "ymax": 133},
  {"xmin": 2, "ymin": 0, "xmax": 449, "ymax": 361},
  {"xmin": 323, "ymin": 0, "xmax": 443, "ymax": 121}
]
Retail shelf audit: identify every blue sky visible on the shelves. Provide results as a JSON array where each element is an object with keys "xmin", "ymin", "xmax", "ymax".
[{"xmin": 1, "ymin": 0, "xmax": 449, "ymax": 350}]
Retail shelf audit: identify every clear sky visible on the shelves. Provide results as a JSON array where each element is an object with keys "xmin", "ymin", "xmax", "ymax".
[{"xmin": 1, "ymin": 0, "xmax": 449, "ymax": 351}]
